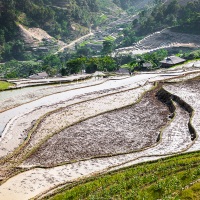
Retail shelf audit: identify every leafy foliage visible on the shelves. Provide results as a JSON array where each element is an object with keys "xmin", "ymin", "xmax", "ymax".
[
  {"xmin": 135, "ymin": 0, "xmax": 200, "ymax": 36},
  {"xmin": 0, "ymin": 0, "xmax": 101, "ymax": 61}
]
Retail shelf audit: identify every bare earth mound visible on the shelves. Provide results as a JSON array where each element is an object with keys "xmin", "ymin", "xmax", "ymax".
[{"xmin": 24, "ymin": 88, "xmax": 170, "ymax": 166}]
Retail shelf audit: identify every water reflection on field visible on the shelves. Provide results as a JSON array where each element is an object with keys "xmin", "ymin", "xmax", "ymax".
[{"xmin": 0, "ymin": 74, "xmax": 158, "ymax": 136}]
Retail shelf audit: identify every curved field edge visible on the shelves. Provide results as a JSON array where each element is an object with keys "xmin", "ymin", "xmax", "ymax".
[
  {"xmin": 20, "ymin": 83, "xmax": 175, "ymax": 168},
  {"xmin": 33, "ymin": 85, "xmax": 197, "ymax": 199},
  {"xmin": 23, "ymin": 84, "xmax": 171, "ymax": 167},
  {"xmin": 0, "ymin": 76, "xmax": 104, "ymax": 113},
  {"xmin": 25, "ymin": 82, "xmax": 194, "ymax": 168},
  {"xmin": 157, "ymin": 87, "xmax": 196, "ymax": 141},
  {"xmin": 0, "ymin": 79, "xmax": 139, "ymax": 165},
  {"xmin": 41, "ymin": 151, "xmax": 200, "ymax": 200},
  {"xmin": 7, "ymin": 84, "xmax": 156, "ymax": 165}
]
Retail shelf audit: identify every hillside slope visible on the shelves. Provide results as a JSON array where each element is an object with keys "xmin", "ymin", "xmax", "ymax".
[{"xmin": 0, "ymin": 0, "xmax": 123, "ymax": 61}]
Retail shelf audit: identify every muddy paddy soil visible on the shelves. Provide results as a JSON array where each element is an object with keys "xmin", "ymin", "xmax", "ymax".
[
  {"xmin": 163, "ymin": 78, "xmax": 200, "ymax": 152},
  {"xmin": 0, "ymin": 82, "xmax": 130, "ymax": 158},
  {"xmin": 24, "ymin": 87, "xmax": 170, "ymax": 167},
  {"xmin": 0, "ymin": 72, "xmax": 199, "ymax": 199},
  {"xmin": 0, "ymin": 83, "xmax": 151, "ymax": 178},
  {"xmin": 13, "ymin": 84, "xmax": 152, "ymax": 166}
]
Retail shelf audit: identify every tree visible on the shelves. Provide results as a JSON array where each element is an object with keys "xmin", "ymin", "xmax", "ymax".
[{"xmin": 101, "ymin": 40, "xmax": 114, "ymax": 55}]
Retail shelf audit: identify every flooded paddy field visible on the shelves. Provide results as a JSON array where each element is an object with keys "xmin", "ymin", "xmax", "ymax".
[
  {"xmin": 24, "ymin": 88, "xmax": 170, "ymax": 167},
  {"xmin": 0, "ymin": 70, "xmax": 200, "ymax": 199},
  {"xmin": 164, "ymin": 77, "xmax": 200, "ymax": 153}
]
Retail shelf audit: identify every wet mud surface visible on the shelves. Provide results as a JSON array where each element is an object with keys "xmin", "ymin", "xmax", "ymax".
[
  {"xmin": 164, "ymin": 79, "xmax": 200, "ymax": 152},
  {"xmin": 25, "ymin": 88, "xmax": 170, "ymax": 166}
]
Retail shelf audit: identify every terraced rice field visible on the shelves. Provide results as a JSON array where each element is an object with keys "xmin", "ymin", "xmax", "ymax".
[{"xmin": 0, "ymin": 69, "xmax": 200, "ymax": 199}]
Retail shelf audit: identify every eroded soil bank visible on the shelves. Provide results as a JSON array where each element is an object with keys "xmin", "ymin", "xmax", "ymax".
[{"xmin": 24, "ymin": 87, "xmax": 170, "ymax": 166}]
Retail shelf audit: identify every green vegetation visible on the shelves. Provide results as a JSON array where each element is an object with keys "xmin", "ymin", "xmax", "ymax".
[
  {"xmin": 0, "ymin": 81, "xmax": 14, "ymax": 90},
  {"xmin": 136, "ymin": 0, "xmax": 200, "ymax": 36},
  {"xmin": 0, "ymin": 60, "xmax": 42, "ymax": 78},
  {"xmin": 117, "ymin": 0, "xmax": 200, "ymax": 47},
  {"xmin": 61, "ymin": 56, "xmax": 117, "ymax": 75},
  {"xmin": 47, "ymin": 151, "xmax": 200, "ymax": 200},
  {"xmin": 0, "ymin": 0, "xmax": 200, "ymax": 78},
  {"xmin": 182, "ymin": 49, "xmax": 200, "ymax": 60},
  {"xmin": 0, "ymin": 0, "xmax": 111, "ymax": 62},
  {"xmin": 120, "ymin": 49, "xmax": 168, "ymax": 72},
  {"xmin": 179, "ymin": 182, "xmax": 200, "ymax": 199}
]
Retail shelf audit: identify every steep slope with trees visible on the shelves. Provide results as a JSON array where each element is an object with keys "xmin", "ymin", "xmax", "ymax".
[{"xmin": 0, "ymin": 0, "xmax": 122, "ymax": 62}]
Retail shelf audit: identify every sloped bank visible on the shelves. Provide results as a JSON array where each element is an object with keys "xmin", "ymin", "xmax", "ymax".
[
  {"xmin": 163, "ymin": 79, "xmax": 200, "ymax": 152},
  {"xmin": 156, "ymin": 87, "xmax": 196, "ymax": 141}
]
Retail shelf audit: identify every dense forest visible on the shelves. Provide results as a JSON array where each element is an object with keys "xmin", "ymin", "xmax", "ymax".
[
  {"xmin": 0, "ymin": 0, "xmax": 103, "ymax": 61},
  {"xmin": 137, "ymin": 0, "xmax": 200, "ymax": 35},
  {"xmin": 119, "ymin": 0, "xmax": 200, "ymax": 47},
  {"xmin": 0, "ymin": 0, "xmax": 200, "ymax": 78}
]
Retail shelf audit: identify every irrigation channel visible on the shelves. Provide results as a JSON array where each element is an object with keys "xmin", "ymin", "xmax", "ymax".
[{"xmin": 0, "ymin": 70, "xmax": 200, "ymax": 200}]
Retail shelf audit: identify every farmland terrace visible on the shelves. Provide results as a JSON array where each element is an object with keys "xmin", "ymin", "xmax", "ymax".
[
  {"xmin": 0, "ymin": 66, "xmax": 200, "ymax": 199},
  {"xmin": 113, "ymin": 28, "xmax": 200, "ymax": 56}
]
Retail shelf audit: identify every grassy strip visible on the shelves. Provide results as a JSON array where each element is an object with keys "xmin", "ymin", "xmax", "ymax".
[
  {"xmin": 42, "ymin": 151, "xmax": 200, "ymax": 200},
  {"xmin": 0, "ymin": 81, "xmax": 14, "ymax": 91},
  {"xmin": 178, "ymin": 180, "xmax": 200, "ymax": 199}
]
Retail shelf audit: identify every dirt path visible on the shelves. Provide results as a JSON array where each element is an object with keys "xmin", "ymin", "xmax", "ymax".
[{"xmin": 54, "ymin": 31, "xmax": 94, "ymax": 54}]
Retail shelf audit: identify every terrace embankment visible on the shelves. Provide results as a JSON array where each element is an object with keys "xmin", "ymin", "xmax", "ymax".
[
  {"xmin": 23, "ymin": 86, "xmax": 170, "ymax": 167},
  {"xmin": 0, "ymin": 77, "xmax": 104, "ymax": 113},
  {"xmin": 156, "ymin": 87, "xmax": 195, "ymax": 141},
  {"xmin": 163, "ymin": 77, "xmax": 200, "ymax": 152},
  {"xmin": 0, "ymin": 82, "xmax": 195, "ymax": 200},
  {"xmin": 0, "ymin": 83, "xmax": 152, "ymax": 172}
]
